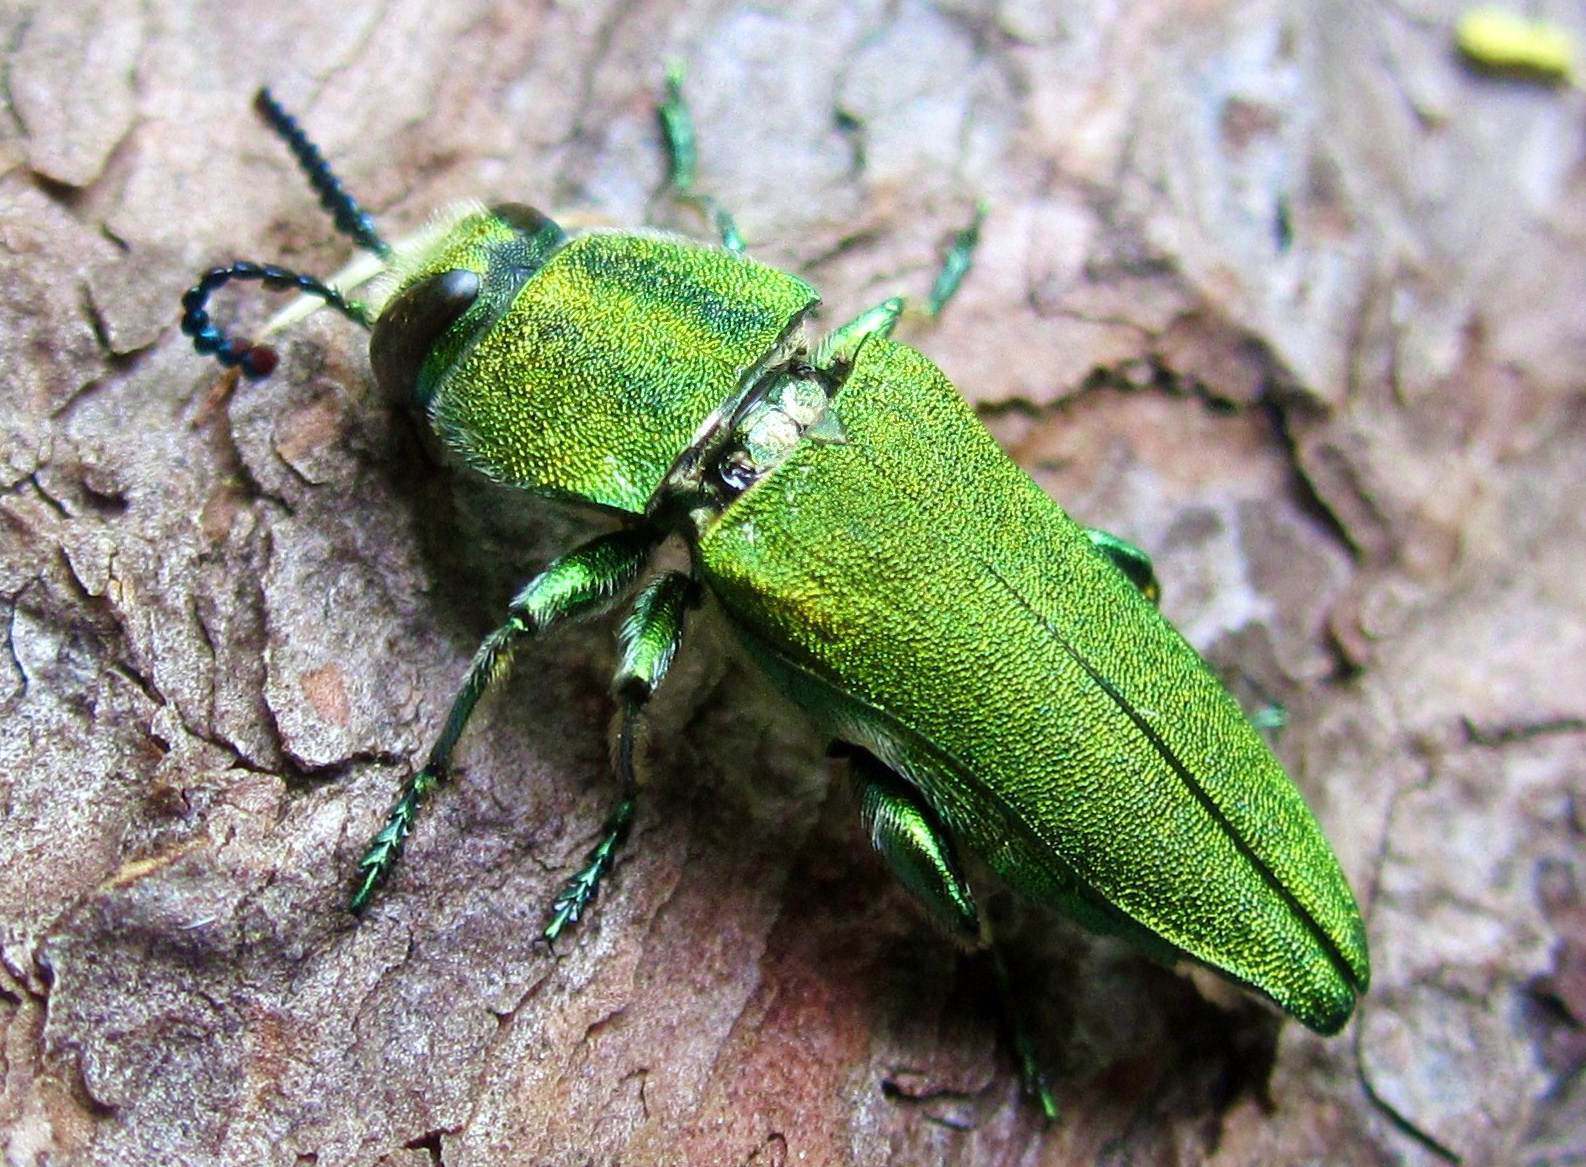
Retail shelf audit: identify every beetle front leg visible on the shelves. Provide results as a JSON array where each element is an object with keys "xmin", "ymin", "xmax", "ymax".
[
  {"xmin": 846, "ymin": 748, "xmax": 1058, "ymax": 1121},
  {"xmin": 349, "ymin": 528, "xmax": 655, "ymax": 912},
  {"xmin": 543, "ymin": 570, "xmax": 696, "ymax": 943},
  {"xmin": 658, "ymin": 63, "xmax": 745, "ymax": 253}
]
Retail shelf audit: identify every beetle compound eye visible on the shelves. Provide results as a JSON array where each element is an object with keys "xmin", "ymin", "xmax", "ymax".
[
  {"xmin": 490, "ymin": 203, "xmax": 556, "ymax": 236},
  {"xmin": 490, "ymin": 203, "xmax": 567, "ymax": 254},
  {"xmin": 369, "ymin": 268, "xmax": 481, "ymax": 408},
  {"xmin": 489, "ymin": 203, "xmax": 568, "ymax": 274}
]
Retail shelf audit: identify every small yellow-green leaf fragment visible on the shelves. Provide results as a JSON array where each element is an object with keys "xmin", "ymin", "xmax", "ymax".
[{"xmin": 1456, "ymin": 7, "xmax": 1577, "ymax": 84}]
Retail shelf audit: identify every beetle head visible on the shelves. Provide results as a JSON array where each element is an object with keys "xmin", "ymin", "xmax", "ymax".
[
  {"xmin": 368, "ymin": 204, "xmax": 567, "ymax": 412},
  {"xmin": 178, "ymin": 90, "xmax": 567, "ymax": 396}
]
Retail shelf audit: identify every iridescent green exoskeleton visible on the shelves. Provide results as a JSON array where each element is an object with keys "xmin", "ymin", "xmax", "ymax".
[{"xmin": 180, "ymin": 76, "xmax": 1369, "ymax": 1119}]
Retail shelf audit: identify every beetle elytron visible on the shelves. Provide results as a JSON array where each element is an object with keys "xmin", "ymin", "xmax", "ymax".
[{"xmin": 180, "ymin": 73, "xmax": 1369, "ymax": 1117}]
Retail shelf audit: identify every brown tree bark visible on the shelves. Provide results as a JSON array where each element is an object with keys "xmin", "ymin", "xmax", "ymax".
[{"xmin": 3, "ymin": 2, "xmax": 1583, "ymax": 1164}]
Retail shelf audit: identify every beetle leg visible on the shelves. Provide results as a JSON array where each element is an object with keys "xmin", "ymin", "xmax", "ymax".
[
  {"xmin": 851, "ymin": 749, "xmax": 982, "ymax": 945},
  {"xmin": 349, "ymin": 528, "xmax": 655, "ymax": 913},
  {"xmin": 814, "ymin": 297, "xmax": 905, "ymax": 372},
  {"xmin": 922, "ymin": 202, "xmax": 985, "ymax": 318},
  {"xmin": 813, "ymin": 205, "xmax": 986, "ymax": 373},
  {"xmin": 1083, "ymin": 527, "xmax": 1161, "ymax": 605},
  {"xmin": 543, "ymin": 570, "xmax": 697, "ymax": 944},
  {"xmin": 658, "ymin": 63, "xmax": 745, "ymax": 253},
  {"xmin": 846, "ymin": 748, "xmax": 1058, "ymax": 1121}
]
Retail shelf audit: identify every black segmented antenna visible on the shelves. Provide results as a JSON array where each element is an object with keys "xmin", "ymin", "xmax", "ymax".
[
  {"xmin": 180, "ymin": 262, "xmax": 372, "ymax": 379},
  {"xmin": 180, "ymin": 89, "xmax": 387, "ymax": 378},
  {"xmin": 253, "ymin": 87, "xmax": 391, "ymax": 258}
]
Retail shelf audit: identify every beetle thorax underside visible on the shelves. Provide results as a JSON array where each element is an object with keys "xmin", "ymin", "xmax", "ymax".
[{"xmin": 715, "ymin": 366, "xmax": 841, "ymax": 495}]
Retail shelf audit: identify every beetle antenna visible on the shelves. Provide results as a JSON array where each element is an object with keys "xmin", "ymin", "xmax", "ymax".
[
  {"xmin": 254, "ymin": 88, "xmax": 391, "ymax": 258},
  {"xmin": 180, "ymin": 261, "xmax": 373, "ymax": 379}
]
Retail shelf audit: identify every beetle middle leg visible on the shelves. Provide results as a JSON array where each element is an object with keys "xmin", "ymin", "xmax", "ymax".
[
  {"xmin": 543, "ymin": 570, "xmax": 697, "ymax": 943},
  {"xmin": 921, "ymin": 202, "xmax": 985, "ymax": 318},
  {"xmin": 349, "ymin": 528, "xmax": 656, "ymax": 912},
  {"xmin": 815, "ymin": 204, "xmax": 986, "ymax": 372},
  {"xmin": 845, "ymin": 747, "xmax": 1058, "ymax": 1121}
]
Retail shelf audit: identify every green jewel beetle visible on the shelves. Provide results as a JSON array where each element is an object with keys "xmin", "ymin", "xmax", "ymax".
[{"xmin": 180, "ymin": 74, "xmax": 1369, "ymax": 1118}]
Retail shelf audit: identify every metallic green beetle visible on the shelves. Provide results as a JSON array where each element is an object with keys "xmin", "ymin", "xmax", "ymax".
[{"xmin": 181, "ymin": 78, "xmax": 1369, "ymax": 1116}]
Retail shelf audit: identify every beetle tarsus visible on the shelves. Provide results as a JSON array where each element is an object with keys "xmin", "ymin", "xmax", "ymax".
[
  {"xmin": 991, "ymin": 947, "xmax": 1060, "ymax": 1124},
  {"xmin": 543, "ymin": 797, "xmax": 635, "ymax": 944},
  {"xmin": 350, "ymin": 765, "xmax": 439, "ymax": 912}
]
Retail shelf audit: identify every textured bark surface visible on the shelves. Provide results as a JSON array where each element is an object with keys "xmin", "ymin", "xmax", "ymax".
[{"xmin": 3, "ymin": 2, "xmax": 1584, "ymax": 1164}]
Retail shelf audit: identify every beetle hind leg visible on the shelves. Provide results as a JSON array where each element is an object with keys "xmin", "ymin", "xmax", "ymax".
[
  {"xmin": 845, "ymin": 747, "xmax": 1058, "ymax": 1121},
  {"xmin": 851, "ymin": 749, "xmax": 982, "ymax": 946},
  {"xmin": 1084, "ymin": 527, "xmax": 1161, "ymax": 604}
]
